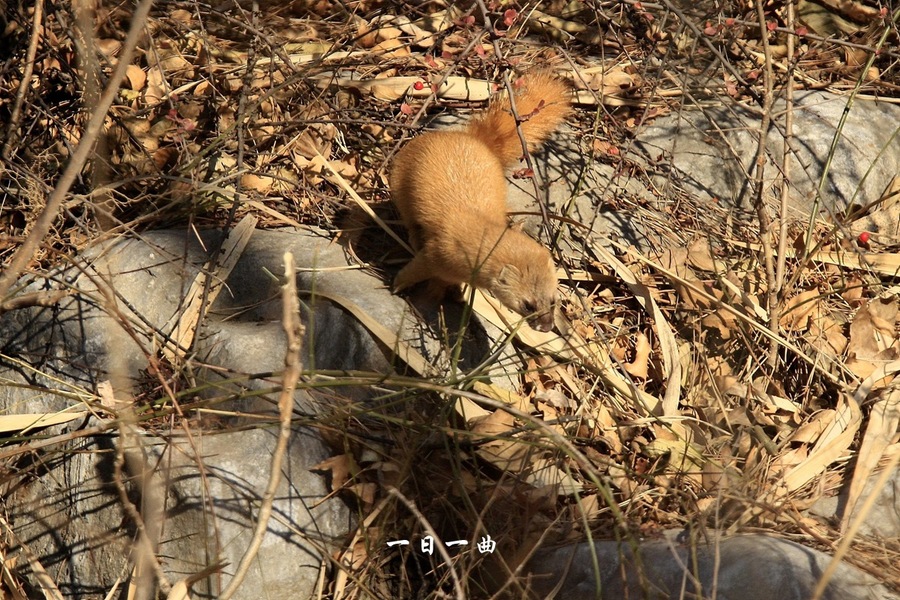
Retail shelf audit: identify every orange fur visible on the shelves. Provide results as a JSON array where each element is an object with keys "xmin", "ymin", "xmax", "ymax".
[{"xmin": 389, "ymin": 72, "xmax": 571, "ymax": 332}]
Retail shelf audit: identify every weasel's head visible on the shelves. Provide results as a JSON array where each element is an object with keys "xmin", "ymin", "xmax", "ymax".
[{"xmin": 492, "ymin": 250, "xmax": 558, "ymax": 333}]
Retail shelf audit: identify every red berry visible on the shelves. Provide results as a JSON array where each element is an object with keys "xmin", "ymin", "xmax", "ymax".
[
  {"xmin": 858, "ymin": 231, "xmax": 870, "ymax": 244},
  {"xmin": 413, "ymin": 81, "xmax": 424, "ymax": 91}
]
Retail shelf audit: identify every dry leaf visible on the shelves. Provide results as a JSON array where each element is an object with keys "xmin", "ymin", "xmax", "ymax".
[
  {"xmin": 623, "ymin": 332, "xmax": 651, "ymax": 379},
  {"xmin": 0, "ymin": 411, "xmax": 86, "ymax": 434},
  {"xmin": 847, "ymin": 297, "xmax": 899, "ymax": 378},
  {"xmin": 371, "ymin": 37, "xmax": 410, "ymax": 58},
  {"xmin": 843, "ymin": 364, "xmax": 900, "ymax": 531},
  {"xmin": 535, "ymin": 389, "xmax": 576, "ymax": 412},
  {"xmin": 125, "ymin": 64, "xmax": 146, "ymax": 91},
  {"xmin": 790, "ymin": 409, "xmax": 836, "ymax": 444},
  {"xmin": 780, "ymin": 288, "xmax": 819, "ymax": 331},
  {"xmin": 349, "ymin": 482, "xmax": 377, "ymax": 507},
  {"xmin": 780, "ymin": 394, "xmax": 861, "ymax": 493}
]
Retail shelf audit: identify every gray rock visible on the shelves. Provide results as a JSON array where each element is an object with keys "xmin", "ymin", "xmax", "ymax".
[
  {"xmin": 633, "ymin": 91, "xmax": 900, "ymax": 218},
  {"xmin": 0, "ymin": 226, "xmax": 508, "ymax": 598},
  {"xmin": 528, "ymin": 530, "xmax": 899, "ymax": 599},
  {"xmin": 811, "ymin": 467, "xmax": 900, "ymax": 540}
]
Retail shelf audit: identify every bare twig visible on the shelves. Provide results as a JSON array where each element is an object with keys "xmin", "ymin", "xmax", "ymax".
[
  {"xmin": 0, "ymin": 289, "xmax": 71, "ymax": 313},
  {"xmin": 218, "ymin": 251, "xmax": 304, "ymax": 600},
  {"xmin": 751, "ymin": 0, "xmax": 779, "ymax": 371},
  {"xmin": 113, "ymin": 421, "xmax": 171, "ymax": 599},
  {"xmin": 1, "ymin": 0, "xmax": 44, "ymax": 159},
  {"xmin": 772, "ymin": 0, "xmax": 798, "ymax": 335},
  {"xmin": 0, "ymin": 0, "xmax": 154, "ymax": 301}
]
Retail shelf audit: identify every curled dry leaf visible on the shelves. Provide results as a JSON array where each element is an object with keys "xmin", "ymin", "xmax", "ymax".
[
  {"xmin": 780, "ymin": 288, "xmax": 820, "ymax": 332},
  {"xmin": 371, "ymin": 37, "xmax": 410, "ymax": 58},
  {"xmin": 240, "ymin": 168, "xmax": 298, "ymax": 195},
  {"xmin": 294, "ymin": 101, "xmax": 338, "ymax": 160},
  {"xmin": 125, "ymin": 64, "xmax": 146, "ymax": 91},
  {"xmin": 623, "ymin": 332, "xmax": 651, "ymax": 379},
  {"xmin": 846, "ymin": 297, "xmax": 899, "ymax": 379},
  {"xmin": 349, "ymin": 482, "xmax": 378, "ymax": 508},
  {"xmin": 808, "ymin": 310, "xmax": 848, "ymax": 359}
]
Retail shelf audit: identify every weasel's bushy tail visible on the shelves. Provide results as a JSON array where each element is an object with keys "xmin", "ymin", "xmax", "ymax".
[{"xmin": 466, "ymin": 71, "xmax": 572, "ymax": 168}]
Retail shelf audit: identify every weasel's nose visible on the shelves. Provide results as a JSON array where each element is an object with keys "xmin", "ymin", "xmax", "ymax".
[{"xmin": 529, "ymin": 313, "xmax": 555, "ymax": 333}]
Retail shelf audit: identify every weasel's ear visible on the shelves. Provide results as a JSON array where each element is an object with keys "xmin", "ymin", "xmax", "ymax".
[
  {"xmin": 497, "ymin": 264, "xmax": 521, "ymax": 286},
  {"xmin": 509, "ymin": 219, "xmax": 526, "ymax": 232}
]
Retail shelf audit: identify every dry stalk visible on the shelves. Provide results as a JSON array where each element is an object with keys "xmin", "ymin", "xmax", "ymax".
[
  {"xmin": 1, "ymin": 0, "xmax": 43, "ymax": 159},
  {"xmin": 751, "ymin": 0, "xmax": 779, "ymax": 371},
  {"xmin": 0, "ymin": 0, "xmax": 154, "ymax": 301},
  {"xmin": 217, "ymin": 251, "xmax": 304, "ymax": 600},
  {"xmin": 388, "ymin": 488, "xmax": 466, "ymax": 600},
  {"xmin": 772, "ymin": 1, "xmax": 797, "ymax": 338},
  {"xmin": 113, "ymin": 423, "xmax": 170, "ymax": 599}
]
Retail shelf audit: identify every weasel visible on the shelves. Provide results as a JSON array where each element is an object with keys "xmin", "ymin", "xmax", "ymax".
[{"xmin": 389, "ymin": 72, "xmax": 571, "ymax": 332}]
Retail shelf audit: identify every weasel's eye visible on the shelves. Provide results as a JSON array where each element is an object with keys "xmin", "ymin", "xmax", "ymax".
[{"xmin": 523, "ymin": 301, "xmax": 537, "ymax": 314}]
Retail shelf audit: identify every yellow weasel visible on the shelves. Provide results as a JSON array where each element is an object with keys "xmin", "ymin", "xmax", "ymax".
[{"xmin": 389, "ymin": 72, "xmax": 571, "ymax": 332}]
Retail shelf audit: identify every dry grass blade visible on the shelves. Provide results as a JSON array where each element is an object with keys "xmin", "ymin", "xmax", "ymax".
[
  {"xmin": 842, "ymin": 360, "xmax": 900, "ymax": 531},
  {"xmin": 21, "ymin": 547, "xmax": 63, "ymax": 600},
  {"xmin": 591, "ymin": 241, "xmax": 682, "ymax": 415},
  {"xmin": 812, "ymin": 251, "xmax": 900, "ymax": 276},
  {"xmin": 0, "ymin": 411, "xmax": 86, "ymax": 434},
  {"xmin": 468, "ymin": 287, "xmax": 664, "ymax": 415},
  {"xmin": 1, "ymin": 518, "xmax": 63, "ymax": 600},
  {"xmin": 161, "ymin": 215, "xmax": 258, "ymax": 362},
  {"xmin": 781, "ymin": 394, "xmax": 861, "ymax": 494},
  {"xmin": 304, "ymin": 289, "xmax": 434, "ymax": 377}
]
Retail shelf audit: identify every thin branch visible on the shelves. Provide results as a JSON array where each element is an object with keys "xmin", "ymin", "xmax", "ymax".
[
  {"xmin": 751, "ymin": 0, "xmax": 779, "ymax": 371},
  {"xmin": 0, "ymin": 0, "xmax": 155, "ymax": 301},
  {"xmin": 472, "ymin": 0, "xmax": 553, "ymax": 233},
  {"xmin": 218, "ymin": 251, "xmax": 304, "ymax": 600},
  {"xmin": 2, "ymin": 0, "xmax": 44, "ymax": 159},
  {"xmin": 773, "ymin": 0, "xmax": 797, "ymax": 319}
]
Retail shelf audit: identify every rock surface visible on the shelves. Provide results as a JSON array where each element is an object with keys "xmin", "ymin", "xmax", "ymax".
[
  {"xmin": 632, "ymin": 91, "xmax": 900, "ymax": 220},
  {"xmin": 528, "ymin": 530, "xmax": 899, "ymax": 599},
  {"xmin": 0, "ymin": 227, "xmax": 503, "ymax": 598}
]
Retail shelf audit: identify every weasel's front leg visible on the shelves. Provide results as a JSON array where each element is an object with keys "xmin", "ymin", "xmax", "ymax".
[{"xmin": 393, "ymin": 254, "xmax": 432, "ymax": 292}]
